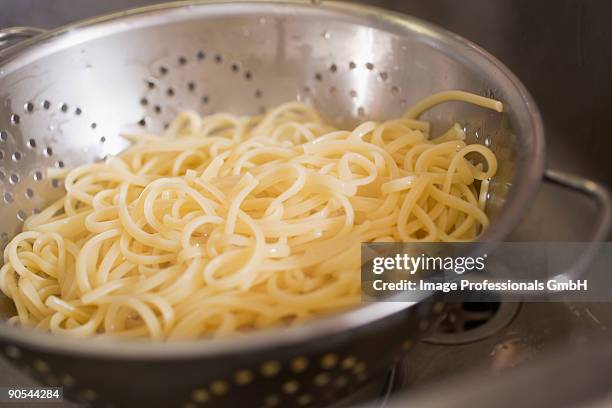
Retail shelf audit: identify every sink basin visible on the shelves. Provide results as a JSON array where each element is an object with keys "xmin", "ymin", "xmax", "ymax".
[{"xmin": 385, "ymin": 179, "xmax": 612, "ymax": 407}]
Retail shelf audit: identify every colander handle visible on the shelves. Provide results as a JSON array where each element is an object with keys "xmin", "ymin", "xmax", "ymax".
[
  {"xmin": 0, "ymin": 27, "xmax": 46, "ymax": 50},
  {"xmin": 543, "ymin": 169, "xmax": 611, "ymax": 242},
  {"xmin": 538, "ymin": 169, "xmax": 611, "ymax": 280},
  {"xmin": 462, "ymin": 169, "xmax": 611, "ymax": 296}
]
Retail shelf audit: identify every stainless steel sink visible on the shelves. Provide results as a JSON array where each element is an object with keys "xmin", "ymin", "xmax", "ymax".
[
  {"xmin": 385, "ymin": 179, "xmax": 612, "ymax": 406},
  {"xmin": 1, "ymin": 1, "xmax": 611, "ymax": 407}
]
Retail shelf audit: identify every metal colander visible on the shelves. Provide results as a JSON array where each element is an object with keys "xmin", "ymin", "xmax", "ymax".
[{"xmin": 0, "ymin": 2, "xmax": 609, "ymax": 408}]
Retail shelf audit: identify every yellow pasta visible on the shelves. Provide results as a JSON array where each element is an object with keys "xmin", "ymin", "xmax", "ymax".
[{"xmin": 0, "ymin": 91, "xmax": 500, "ymax": 340}]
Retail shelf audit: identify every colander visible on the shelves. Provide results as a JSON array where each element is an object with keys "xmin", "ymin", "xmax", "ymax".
[{"xmin": 0, "ymin": 1, "xmax": 610, "ymax": 407}]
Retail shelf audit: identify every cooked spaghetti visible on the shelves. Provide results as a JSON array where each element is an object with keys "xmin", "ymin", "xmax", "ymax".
[{"xmin": 0, "ymin": 91, "xmax": 501, "ymax": 340}]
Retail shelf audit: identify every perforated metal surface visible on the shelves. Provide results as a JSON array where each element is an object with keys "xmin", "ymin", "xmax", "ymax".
[
  {"xmin": 0, "ymin": 1, "xmax": 545, "ymax": 257},
  {"xmin": 0, "ymin": 99, "xmax": 99, "ymax": 247},
  {"xmin": 0, "ymin": 2, "xmax": 551, "ymax": 407}
]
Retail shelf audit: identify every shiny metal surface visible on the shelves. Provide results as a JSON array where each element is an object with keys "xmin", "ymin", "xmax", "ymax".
[
  {"xmin": 0, "ymin": 0, "xmax": 549, "ymax": 358},
  {"xmin": 2, "ymin": 0, "xmax": 611, "ymax": 189},
  {"xmin": 463, "ymin": 168, "xmax": 612, "ymax": 294},
  {"xmin": 541, "ymin": 169, "xmax": 611, "ymax": 279},
  {"xmin": 385, "ymin": 178, "xmax": 612, "ymax": 408},
  {"xmin": 386, "ymin": 334, "xmax": 612, "ymax": 408},
  {"xmin": 0, "ymin": 2, "xmax": 610, "ymax": 408},
  {"xmin": 0, "ymin": 0, "xmax": 546, "ymax": 249},
  {"xmin": 0, "ymin": 1, "xmax": 547, "ymax": 406},
  {"xmin": 353, "ymin": 0, "xmax": 612, "ymax": 190},
  {"xmin": 0, "ymin": 27, "xmax": 46, "ymax": 49},
  {"xmin": 398, "ymin": 301, "xmax": 606, "ymax": 389}
]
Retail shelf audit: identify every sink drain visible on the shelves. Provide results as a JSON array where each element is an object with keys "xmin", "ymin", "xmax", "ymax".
[{"xmin": 425, "ymin": 301, "xmax": 521, "ymax": 345}]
